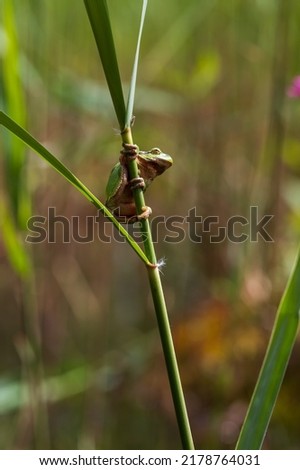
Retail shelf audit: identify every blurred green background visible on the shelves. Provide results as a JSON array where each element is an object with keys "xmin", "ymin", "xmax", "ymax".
[{"xmin": 1, "ymin": 0, "xmax": 300, "ymax": 450}]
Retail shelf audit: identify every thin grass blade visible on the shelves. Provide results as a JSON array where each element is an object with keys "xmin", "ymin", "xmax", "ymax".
[
  {"xmin": 1, "ymin": 0, "xmax": 31, "ymax": 228},
  {"xmin": 84, "ymin": 0, "xmax": 126, "ymax": 130},
  {"xmin": 0, "ymin": 111, "xmax": 152, "ymax": 267},
  {"xmin": 0, "ymin": 200, "xmax": 32, "ymax": 278},
  {"xmin": 236, "ymin": 248, "xmax": 300, "ymax": 449},
  {"xmin": 125, "ymin": 0, "xmax": 148, "ymax": 128},
  {"xmin": 0, "ymin": 1, "xmax": 32, "ymax": 279}
]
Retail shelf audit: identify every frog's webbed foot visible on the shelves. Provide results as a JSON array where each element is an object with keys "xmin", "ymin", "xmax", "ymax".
[{"xmin": 137, "ymin": 206, "xmax": 152, "ymax": 220}]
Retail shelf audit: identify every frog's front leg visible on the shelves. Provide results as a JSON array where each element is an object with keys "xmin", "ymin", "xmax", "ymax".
[
  {"xmin": 120, "ymin": 143, "xmax": 139, "ymax": 163},
  {"xmin": 129, "ymin": 176, "xmax": 145, "ymax": 191}
]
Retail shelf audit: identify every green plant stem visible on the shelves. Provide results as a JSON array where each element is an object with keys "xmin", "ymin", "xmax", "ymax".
[
  {"xmin": 19, "ymin": 273, "xmax": 50, "ymax": 448},
  {"xmin": 147, "ymin": 267, "xmax": 194, "ymax": 450},
  {"xmin": 121, "ymin": 127, "xmax": 194, "ymax": 450}
]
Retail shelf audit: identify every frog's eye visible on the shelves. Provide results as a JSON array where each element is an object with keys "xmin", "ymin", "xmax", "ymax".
[{"xmin": 150, "ymin": 147, "xmax": 161, "ymax": 155}]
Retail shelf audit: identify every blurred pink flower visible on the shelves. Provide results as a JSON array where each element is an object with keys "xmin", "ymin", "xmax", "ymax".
[{"xmin": 287, "ymin": 76, "xmax": 300, "ymax": 98}]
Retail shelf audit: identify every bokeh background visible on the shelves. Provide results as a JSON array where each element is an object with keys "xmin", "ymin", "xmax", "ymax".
[{"xmin": 1, "ymin": 0, "xmax": 300, "ymax": 450}]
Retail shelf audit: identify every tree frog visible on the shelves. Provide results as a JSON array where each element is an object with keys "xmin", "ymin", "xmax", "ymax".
[{"xmin": 105, "ymin": 146, "xmax": 173, "ymax": 223}]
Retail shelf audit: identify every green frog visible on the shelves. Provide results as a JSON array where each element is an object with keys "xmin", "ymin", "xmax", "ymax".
[{"xmin": 105, "ymin": 145, "xmax": 173, "ymax": 223}]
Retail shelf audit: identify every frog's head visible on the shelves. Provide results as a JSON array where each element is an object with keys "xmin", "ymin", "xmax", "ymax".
[{"xmin": 140, "ymin": 147, "xmax": 173, "ymax": 175}]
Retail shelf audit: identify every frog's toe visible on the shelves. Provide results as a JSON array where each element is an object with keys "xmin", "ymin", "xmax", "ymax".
[{"xmin": 137, "ymin": 206, "xmax": 152, "ymax": 220}]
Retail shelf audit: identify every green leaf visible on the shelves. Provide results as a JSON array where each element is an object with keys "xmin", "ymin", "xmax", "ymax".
[
  {"xmin": 236, "ymin": 247, "xmax": 300, "ymax": 449},
  {"xmin": 83, "ymin": 0, "xmax": 148, "ymax": 130},
  {"xmin": 125, "ymin": 0, "xmax": 148, "ymax": 128},
  {"xmin": 0, "ymin": 111, "xmax": 152, "ymax": 267},
  {"xmin": 0, "ymin": 199, "xmax": 32, "ymax": 279},
  {"xmin": 1, "ymin": 0, "xmax": 31, "ymax": 228},
  {"xmin": 84, "ymin": 0, "xmax": 126, "ymax": 130}
]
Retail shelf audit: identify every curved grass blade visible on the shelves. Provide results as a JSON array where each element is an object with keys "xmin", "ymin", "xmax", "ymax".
[
  {"xmin": 84, "ymin": 0, "xmax": 126, "ymax": 130},
  {"xmin": 236, "ymin": 247, "xmax": 300, "ymax": 449},
  {"xmin": 0, "ymin": 111, "xmax": 152, "ymax": 267},
  {"xmin": 125, "ymin": 0, "xmax": 148, "ymax": 129}
]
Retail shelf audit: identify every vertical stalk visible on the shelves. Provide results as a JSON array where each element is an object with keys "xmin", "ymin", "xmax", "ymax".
[
  {"xmin": 1, "ymin": 0, "xmax": 49, "ymax": 448},
  {"xmin": 121, "ymin": 127, "xmax": 194, "ymax": 450},
  {"xmin": 21, "ymin": 274, "xmax": 50, "ymax": 449},
  {"xmin": 260, "ymin": 0, "xmax": 290, "ymax": 269}
]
